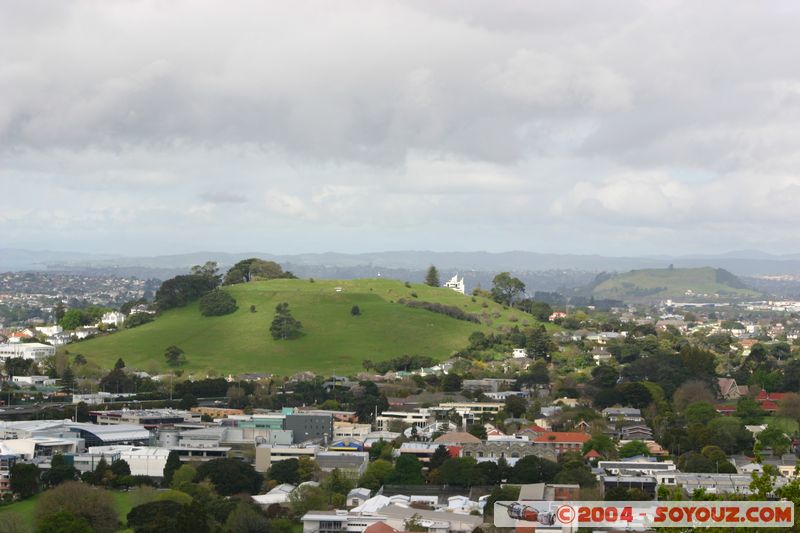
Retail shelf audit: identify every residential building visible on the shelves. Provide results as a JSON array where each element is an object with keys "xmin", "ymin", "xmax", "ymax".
[
  {"xmin": 100, "ymin": 311, "xmax": 126, "ymax": 328},
  {"xmin": 443, "ymin": 274, "xmax": 465, "ymax": 295},
  {"xmin": 0, "ymin": 453, "xmax": 17, "ymax": 495},
  {"xmin": 532, "ymin": 432, "xmax": 591, "ymax": 456},
  {"xmin": 460, "ymin": 441, "xmax": 557, "ymax": 464},
  {"xmin": 718, "ymin": 378, "xmax": 749, "ymax": 400}
]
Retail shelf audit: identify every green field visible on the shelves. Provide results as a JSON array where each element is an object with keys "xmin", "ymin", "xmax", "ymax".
[
  {"xmin": 592, "ymin": 267, "xmax": 762, "ymax": 302},
  {"xmin": 0, "ymin": 491, "xmax": 135, "ymax": 532},
  {"xmin": 71, "ymin": 278, "xmax": 544, "ymax": 376}
]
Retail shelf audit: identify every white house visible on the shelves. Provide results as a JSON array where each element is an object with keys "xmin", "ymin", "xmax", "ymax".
[
  {"xmin": 512, "ymin": 348, "xmax": 528, "ymax": 359},
  {"xmin": 100, "ymin": 311, "xmax": 126, "ymax": 328},
  {"xmin": 443, "ymin": 274, "xmax": 465, "ymax": 295},
  {"xmin": 36, "ymin": 325, "xmax": 62, "ymax": 337}
]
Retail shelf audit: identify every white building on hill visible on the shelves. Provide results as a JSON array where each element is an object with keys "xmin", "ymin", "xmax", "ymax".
[{"xmin": 443, "ymin": 274, "xmax": 465, "ymax": 294}]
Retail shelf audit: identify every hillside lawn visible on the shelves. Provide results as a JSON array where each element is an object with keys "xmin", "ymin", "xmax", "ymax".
[
  {"xmin": 70, "ymin": 278, "xmax": 552, "ymax": 376},
  {"xmin": 0, "ymin": 490, "xmax": 135, "ymax": 531}
]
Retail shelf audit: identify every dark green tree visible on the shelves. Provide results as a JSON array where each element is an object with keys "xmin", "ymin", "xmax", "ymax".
[
  {"xmin": 10, "ymin": 462, "xmax": 39, "ymax": 498},
  {"xmin": 164, "ymin": 345, "xmax": 186, "ymax": 367},
  {"xmin": 425, "ymin": 266, "xmax": 440, "ymax": 287},
  {"xmin": 504, "ymin": 395, "xmax": 528, "ymax": 418},
  {"xmin": 270, "ymin": 303, "xmax": 303, "ymax": 340},
  {"xmin": 490, "ymin": 272, "xmax": 525, "ymax": 306},
  {"xmin": 223, "ymin": 259, "xmax": 295, "ymax": 285},
  {"xmin": 162, "ymin": 451, "xmax": 182, "ymax": 487},
  {"xmin": 386, "ymin": 455, "xmax": 424, "ymax": 485},
  {"xmin": 155, "ymin": 274, "xmax": 219, "ymax": 311},
  {"xmin": 268, "ymin": 458, "xmax": 300, "ymax": 484},
  {"xmin": 42, "ymin": 454, "xmax": 79, "ymax": 487},
  {"xmin": 467, "ymin": 424, "xmax": 487, "ymax": 440},
  {"xmin": 127, "ymin": 500, "xmax": 182, "ymax": 533},
  {"xmin": 198, "ymin": 289, "xmax": 238, "ymax": 316},
  {"xmin": 195, "ymin": 458, "xmax": 263, "ymax": 496},
  {"xmin": 36, "ymin": 510, "xmax": 93, "ymax": 533},
  {"xmin": 428, "ymin": 445, "xmax": 451, "ymax": 471},
  {"xmin": 509, "ymin": 455, "xmax": 560, "ymax": 484},
  {"xmin": 441, "ymin": 373, "xmax": 463, "ymax": 392}
]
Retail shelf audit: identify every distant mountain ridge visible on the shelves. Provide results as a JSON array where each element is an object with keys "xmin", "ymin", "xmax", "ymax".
[{"xmin": 6, "ymin": 248, "xmax": 800, "ymax": 277}]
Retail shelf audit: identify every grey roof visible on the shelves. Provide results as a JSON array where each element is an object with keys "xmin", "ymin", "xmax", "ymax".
[{"xmin": 316, "ymin": 452, "xmax": 368, "ymax": 470}]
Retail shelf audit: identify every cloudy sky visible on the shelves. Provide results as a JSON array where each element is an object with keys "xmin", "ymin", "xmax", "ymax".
[{"xmin": 2, "ymin": 1, "xmax": 800, "ymax": 256}]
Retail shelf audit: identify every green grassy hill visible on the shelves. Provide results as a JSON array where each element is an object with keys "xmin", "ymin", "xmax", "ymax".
[
  {"xmin": 591, "ymin": 267, "xmax": 762, "ymax": 302},
  {"xmin": 71, "ymin": 278, "xmax": 543, "ymax": 376}
]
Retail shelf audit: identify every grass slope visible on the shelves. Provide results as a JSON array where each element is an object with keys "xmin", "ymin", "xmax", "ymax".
[
  {"xmin": 71, "ymin": 278, "xmax": 543, "ymax": 376},
  {"xmin": 592, "ymin": 267, "xmax": 762, "ymax": 302}
]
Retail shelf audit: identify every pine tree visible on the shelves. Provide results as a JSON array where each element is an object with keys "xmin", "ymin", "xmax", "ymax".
[
  {"xmin": 425, "ymin": 265, "xmax": 440, "ymax": 287},
  {"xmin": 270, "ymin": 303, "xmax": 303, "ymax": 340},
  {"xmin": 162, "ymin": 450, "xmax": 182, "ymax": 487}
]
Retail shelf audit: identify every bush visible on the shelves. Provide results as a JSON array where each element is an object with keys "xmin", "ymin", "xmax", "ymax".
[
  {"xmin": 398, "ymin": 299, "xmax": 480, "ymax": 323},
  {"xmin": 126, "ymin": 313, "xmax": 154, "ymax": 328},
  {"xmin": 199, "ymin": 289, "xmax": 238, "ymax": 317}
]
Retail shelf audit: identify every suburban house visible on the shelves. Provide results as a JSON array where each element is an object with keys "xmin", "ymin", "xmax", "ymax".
[{"xmin": 718, "ymin": 378, "xmax": 749, "ymax": 400}]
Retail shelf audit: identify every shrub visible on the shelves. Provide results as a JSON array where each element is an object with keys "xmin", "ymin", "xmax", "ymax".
[
  {"xmin": 398, "ymin": 299, "xmax": 480, "ymax": 323},
  {"xmin": 199, "ymin": 289, "xmax": 238, "ymax": 317}
]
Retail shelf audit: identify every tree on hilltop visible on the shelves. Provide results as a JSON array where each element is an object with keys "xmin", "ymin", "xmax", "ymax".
[{"xmin": 425, "ymin": 266, "xmax": 440, "ymax": 287}]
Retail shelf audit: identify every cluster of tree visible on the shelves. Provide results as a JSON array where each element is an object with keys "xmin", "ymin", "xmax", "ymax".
[
  {"xmin": 677, "ymin": 445, "xmax": 737, "ymax": 473},
  {"xmin": 83, "ymin": 457, "xmax": 154, "ymax": 489},
  {"xmin": 490, "ymin": 272, "xmax": 526, "ymax": 306},
  {"xmin": 223, "ymin": 258, "xmax": 296, "ymax": 285},
  {"xmin": 463, "ymin": 325, "xmax": 555, "ymax": 361},
  {"xmin": 515, "ymin": 299, "xmax": 554, "ymax": 321},
  {"xmin": 125, "ymin": 312, "xmax": 155, "ymax": 328},
  {"xmin": 398, "ymin": 299, "xmax": 480, "ymax": 323},
  {"xmin": 165, "ymin": 345, "xmax": 187, "ymax": 367},
  {"xmin": 155, "ymin": 273, "xmax": 220, "ymax": 311},
  {"xmin": 270, "ymin": 303, "xmax": 303, "ymax": 340},
  {"xmin": 362, "ymin": 355, "xmax": 436, "ymax": 374},
  {"xmin": 58, "ymin": 305, "xmax": 109, "ymax": 330},
  {"xmin": 198, "ymin": 289, "xmax": 238, "ymax": 316}
]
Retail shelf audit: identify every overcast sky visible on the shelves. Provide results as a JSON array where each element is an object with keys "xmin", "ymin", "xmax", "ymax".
[{"xmin": 2, "ymin": 1, "xmax": 800, "ymax": 256}]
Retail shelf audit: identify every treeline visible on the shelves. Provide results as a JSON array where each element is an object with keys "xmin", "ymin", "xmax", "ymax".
[
  {"xmin": 362, "ymin": 355, "xmax": 437, "ymax": 374},
  {"xmin": 398, "ymin": 299, "xmax": 480, "ymax": 323},
  {"xmin": 154, "ymin": 258, "xmax": 295, "ymax": 313}
]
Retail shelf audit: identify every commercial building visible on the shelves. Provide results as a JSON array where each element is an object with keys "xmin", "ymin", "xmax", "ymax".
[
  {"xmin": 90, "ymin": 409, "xmax": 200, "ymax": 428},
  {"xmin": 255, "ymin": 444, "xmax": 318, "ymax": 473},
  {"xmin": 315, "ymin": 451, "xmax": 369, "ymax": 478},
  {"xmin": 284, "ymin": 413, "xmax": 335, "ymax": 444},
  {"xmin": 88, "ymin": 445, "xmax": 170, "ymax": 478},
  {"xmin": 0, "ymin": 342, "xmax": 55, "ymax": 361}
]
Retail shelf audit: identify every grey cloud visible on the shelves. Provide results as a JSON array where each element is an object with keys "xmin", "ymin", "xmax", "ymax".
[
  {"xmin": 2, "ymin": 1, "xmax": 800, "ymax": 256},
  {"xmin": 199, "ymin": 191, "xmax": 247, "ymax": 204}
]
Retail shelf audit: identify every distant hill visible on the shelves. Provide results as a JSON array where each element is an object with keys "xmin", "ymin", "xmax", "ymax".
[
  {"xmin": 590, "ymin": 267, "xmax": 763, "ymax": 302},
  {"xmin": 72, "ymin": 278, "xmax": 548, "ymax": 376}
]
